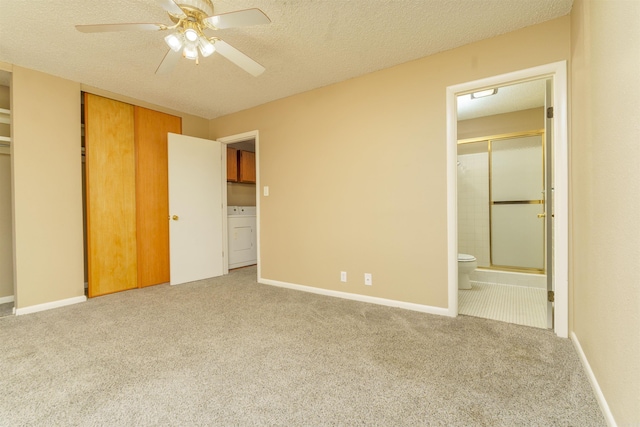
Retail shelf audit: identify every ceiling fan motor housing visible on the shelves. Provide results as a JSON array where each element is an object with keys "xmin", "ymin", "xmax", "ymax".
[{"xmin": 174, "ymin": 0, "xmax": 214, "ymax": 18}]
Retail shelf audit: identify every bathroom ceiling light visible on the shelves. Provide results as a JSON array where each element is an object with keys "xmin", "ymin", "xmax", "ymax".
[{"xmin": 471, "ymin": 88, "xmax": 498, "ymax": 99}]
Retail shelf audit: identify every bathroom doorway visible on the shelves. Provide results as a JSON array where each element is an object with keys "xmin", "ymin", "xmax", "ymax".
[
  {"xmin": 446, "ymin": 61, "xmax": 568, "ymax": 337},
  {"xmin": 457, "ymin": 129, "xmax": 546, "ymax": 274},
  {"xmin": 457, "ymin": 127, "xmax": 547, "ymax": 328}
]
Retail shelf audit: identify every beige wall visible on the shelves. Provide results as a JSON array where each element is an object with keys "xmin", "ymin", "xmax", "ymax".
[
  {"xmin": 0, "ymin": 152, "xmax": 12, "ymax": 299},
  {"xmin": 457, "ymin": 107, "xmax": 544, "ymax": 141},
  {"xmin": 12, "ymin": 67, "xmax": 85, "ymax": 308},
  {"xmin": 211, "ymin": 17, "xmax": 571, "ymax": 308},
  {"xmin": 6, "ymin": 68, "xmax": 210, "ymax": 310},
  {"xmin": 571, "ymin": 0, "xmax": 640, "ymax": 424},
  {"xmin": 227, "ymin": 182, "xmax": 257, "ymax": 206},
  {"xmin": 0, "ymin": 84, "xmax": 9, "ymax": 138},
  {"xmin": 0, "ymin": 84, "xmax": 10, "ymax": 298},
  {"xmin": 0, "ymin": 84, "xmax": 8, "ymax": 108},
  {"xmin": 81, "ymin": 85, "xmax": 209, "ymax": 139}
]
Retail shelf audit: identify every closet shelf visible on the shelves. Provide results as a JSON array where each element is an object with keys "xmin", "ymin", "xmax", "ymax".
[{"xmin": 0, "ymin": 108, "xmax": 10, "ymax": 125}]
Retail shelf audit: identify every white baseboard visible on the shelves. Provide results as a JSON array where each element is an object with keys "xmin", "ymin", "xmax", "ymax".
[
  {"xmin": 0, "ymin": 295, "xmax": 14, "ymax": 304},
  {"xmin": 15, "ymin": 295, "xmax": 87, "ymax": 316},
  {"xmin": 259, "ymin": 277, "xmax": 451, "ymax": 317},
  {"xmin": 570, "ymin": 332, "xmax": 617, "ymax": 427}
]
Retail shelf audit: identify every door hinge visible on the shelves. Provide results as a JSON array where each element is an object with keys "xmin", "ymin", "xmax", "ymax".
[
  {"xmin": 548, "ymin": 290, "xmax": 555, "ymax": 302},
  {"xmin": 547, "ymin": 107, "xmax": 554, "ymax": 119}
]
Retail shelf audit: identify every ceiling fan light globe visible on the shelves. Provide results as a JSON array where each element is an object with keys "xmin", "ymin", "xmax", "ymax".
[
  {"xmin": 198, "ymin": 37, "xmax": 215, "ymax": 57},
  {"xmin": 164, "ymin": 33, "xmax": 183, "ymax": 52},
  {"xmin": 184, "ymin": 29, "xmax": 198, "ymax": 42},
  {"xmin": 183, "ymin": 44, "xmax": 199, "ymax": 60}
]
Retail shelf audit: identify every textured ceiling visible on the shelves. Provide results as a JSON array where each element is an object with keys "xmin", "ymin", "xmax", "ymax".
[{"xmin": 0, "ymin": 0, "xmax": 572, "ymax": 119}]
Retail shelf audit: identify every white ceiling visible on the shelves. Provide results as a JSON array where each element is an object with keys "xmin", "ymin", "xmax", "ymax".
[
  {"xmin": 457, "ymin": 79, "xmax": 547, "ymax": 121},
  {"xmin": 0, "ymin": 0, "xmax": 572, "ymax": 119}
]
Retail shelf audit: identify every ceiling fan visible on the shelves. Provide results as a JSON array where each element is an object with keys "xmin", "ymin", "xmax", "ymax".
[{"xmin": 76, "ymin": 0, "xmax": 270, "ymax": 76}]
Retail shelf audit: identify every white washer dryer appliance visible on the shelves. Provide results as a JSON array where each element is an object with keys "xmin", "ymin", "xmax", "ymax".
[{"xmin": 227, "ymin": 206, "xmax": 257, "ymax": 269}]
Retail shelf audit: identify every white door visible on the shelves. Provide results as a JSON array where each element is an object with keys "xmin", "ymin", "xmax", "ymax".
[{"xmin": 168, "ymin": 133, "xmax": 223, "ymax": 285}]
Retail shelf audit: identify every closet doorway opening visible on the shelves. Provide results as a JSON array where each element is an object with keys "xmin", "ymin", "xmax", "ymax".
[
  {"xmin": 0, "ymin": 70, "xmax": 13, "ymax": 317},
  {"xmin": 446, "ymin": 61, "xmax": 568, "ymax": 338}
]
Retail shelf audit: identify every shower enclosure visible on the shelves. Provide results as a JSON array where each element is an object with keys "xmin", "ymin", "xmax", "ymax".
[{"xmin": 458, "ymin": 131, "xmax": 545, "ymax": 274}]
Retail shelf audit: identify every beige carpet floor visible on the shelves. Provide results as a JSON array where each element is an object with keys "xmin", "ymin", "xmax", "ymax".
[
  {"xmin": 0, "ymin": 266, "xmax": 605, "ymax": 426},
  {"xmin": 0, "ymin": 301, "xmax": 12, "ymax": 318}
]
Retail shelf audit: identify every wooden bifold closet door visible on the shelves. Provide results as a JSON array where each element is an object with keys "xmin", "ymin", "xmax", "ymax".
[
  {"xmin": 85, "ymin": 93, "xmax": 137, "ymax": 297},
  {"xmin": 134, "ymin": 106, "xmax": 181, "ymax": 288},
  {"xmin": 85, "ymin": 94, "xmax": 182, "ymax": 297}
]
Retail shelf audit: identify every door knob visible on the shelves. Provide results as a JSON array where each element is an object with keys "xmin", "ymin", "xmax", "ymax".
[
  {"xmin": 172, "ymin": 215, "xmax": 179, "ymax": 221},
  {"xmin": 537, "ymin": 213, "xmax": 546, "ymax": 218}
]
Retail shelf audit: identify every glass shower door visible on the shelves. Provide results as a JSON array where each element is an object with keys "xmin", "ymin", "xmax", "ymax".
[{"xmin": 490, "ymin": 134, "xmax": 544, "ymax": 271}]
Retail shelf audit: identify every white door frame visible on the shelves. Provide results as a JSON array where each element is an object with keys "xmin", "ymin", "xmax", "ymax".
[
  {"xmin": 446, "ymin": 61, "xmax": 568, "ymax": 338},
  {"xmin": 217, "ymin": 130, "xmax": 260, "ymax": 278}
]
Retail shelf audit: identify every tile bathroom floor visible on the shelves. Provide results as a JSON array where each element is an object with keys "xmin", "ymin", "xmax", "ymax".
[{"xmin": 459, "ymin": 281, "xmax": 547, "ymax": 329}]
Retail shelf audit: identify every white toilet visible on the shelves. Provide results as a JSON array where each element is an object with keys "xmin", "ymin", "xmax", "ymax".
[{"xmin": 458, "ymin": 254, "xmax": 477, "ymax": 290}]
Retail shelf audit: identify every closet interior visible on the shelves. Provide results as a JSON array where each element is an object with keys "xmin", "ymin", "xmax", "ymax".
[{"xmin": 0, "ymin": 71, "xmax": 13, "ymax": 316}]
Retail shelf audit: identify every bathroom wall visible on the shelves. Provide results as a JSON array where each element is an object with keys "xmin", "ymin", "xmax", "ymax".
[{"xmin": 458, "ymin": 107, "xmax": 543, "ymax": 140}]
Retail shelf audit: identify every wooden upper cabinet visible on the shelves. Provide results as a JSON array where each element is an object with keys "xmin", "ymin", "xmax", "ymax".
[
  {"xmin": 227, "ymin": 148, "xmax": 256, "ymax": 184},
  {"xmin": 238, "ymin": 150, "xmax": 256, "ymax": 183},
  {"xmin": 227, "ymin": 147, "xmax": 238, "ymax": 182}
]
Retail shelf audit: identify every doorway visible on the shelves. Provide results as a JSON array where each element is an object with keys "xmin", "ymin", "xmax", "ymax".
[
  {"xmin": 457, "ymin": 130, "xmax": 547, "ymax": 328},
  {"xmin": 218, "ymin": 131, "xmax": 260, "ymax": 278},
  {"xmin": 446, "ymin": 62, "xmax": 568, "ymax": 338}
]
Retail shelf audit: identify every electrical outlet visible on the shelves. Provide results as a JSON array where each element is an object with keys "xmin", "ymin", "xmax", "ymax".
[
  {"xmin": 364, "ymin": 273, "xmax": 372, "ymax": 286},
  {"xmin": 340, "ymin": 271, "xmax": 347, "ymax": 282}
]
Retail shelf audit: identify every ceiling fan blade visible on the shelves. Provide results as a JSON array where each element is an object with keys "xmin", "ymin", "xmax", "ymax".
[
  {"xmin": 204, "ymin": 8, "xmax": 270, "ymax": 30},
  {"xmin": 155, "ymin": 49, "xmax": 181, "ymax": 75},
  {"xmin": 157, "ymin": 0, "xmax": 185, "ymax": 17},
  {"xmin": 76, "ymin": 23, "xmax": 165, "ymax": 33},
  {"xmin": 214, "ymin": 40, "xmax": 265, "ymax": 77}
]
